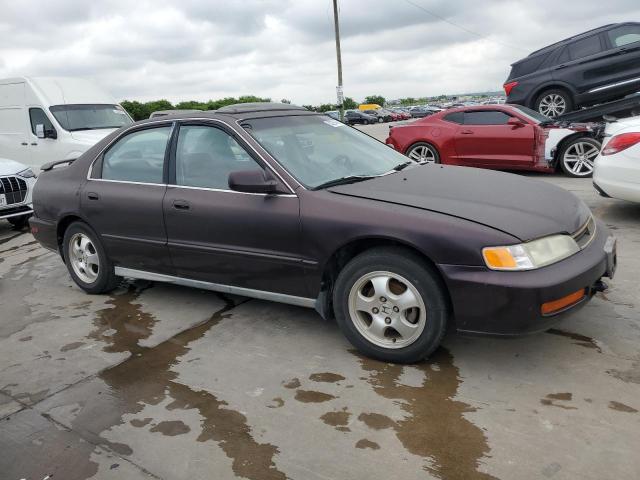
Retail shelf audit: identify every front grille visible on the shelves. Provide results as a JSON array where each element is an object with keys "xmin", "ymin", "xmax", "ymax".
[
  {"xmin": 0, "ymin": 176, "xmax": 28, "ymax": 205},
  {"xmin": 573, "ymin": 216, "xmax": 596, "ymax": 250}
]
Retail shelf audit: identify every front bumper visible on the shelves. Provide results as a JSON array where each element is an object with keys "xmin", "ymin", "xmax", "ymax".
[
  {"xmin": 439, "ymin": 220, "xmax": 616, "ymax": 336},
  {"xmin": 0, "ymin": 204, "xmax": 33, "ymax": 220}
]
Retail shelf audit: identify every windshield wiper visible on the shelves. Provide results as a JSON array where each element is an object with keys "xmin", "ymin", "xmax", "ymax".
[
  {"xmin": 312, "ymin": 175, "xmax": 377, "ymax": 190},
  {"xmin": 392, "ymin": 161, "xmax": 414, "ymax": 171}
]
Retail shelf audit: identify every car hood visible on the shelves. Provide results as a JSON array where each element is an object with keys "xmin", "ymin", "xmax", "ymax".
[
  {"xmin": 328, "ymin": 164, "xmax": 590, "ymax": 242},
  {"xmin": 0, "ymin": 157, "xmax": 29, "ymax": 176},
  {"xmin": 70, "ymin": 128, "xmax": 119, "ymax": 144}
]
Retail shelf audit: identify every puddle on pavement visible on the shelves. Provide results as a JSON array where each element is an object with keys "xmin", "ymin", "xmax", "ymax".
[
  {"xmin": 60, "ymin": 342, "xmax": 85, "ymax": 352},
  {"xmin": 355, "ymin": 438, "xmax": 380, "ymax": 450},
  {"xmin": 320, "ymin": 408, "xmax": 351, "ymax": 431},
  {"xmin": 608, "ymin": 401, "xmax": 638, "ymax": 413},
  {"xmin": 282, "ymin": 378, "xmax": 301, "ymax": 389},
  {"xmin": 358, "ymin": 412, "xmax": 395, "ymax": 430},
  {"xmin": 607, "ymin": 360, "xmax": 640, "ymax": 385},
  {"xmin": 309, "ymin": 372, "xmax": 345, "ymax": 383},
  {"xmin": 540, "ymin": 393, "xmax": 577, "ymax": 410},
  {"xmin": 294, "ymin": 389, "xmax": 336, "ymax": 403},
  {"xmin": 64, "ymin": 285, "xmax": 288, "ymax": 480},
  {"xmin": 354, "ymin": 347, "xmax": 496, "ymax": 480},
  {"xmin": 547, "ymin": 329, "xmax": 602, "ymax": 352}
]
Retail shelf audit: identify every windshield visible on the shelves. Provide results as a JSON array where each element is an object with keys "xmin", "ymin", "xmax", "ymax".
[
  {"xmin": 511, "ymin": 105, "xmax": 549, "ymax": 123},
  {"xmin": 243, "ymin": 115, "xmax": 415, "ymax": 189},
  {"xmin": 49, "ymin": 104, "xmax": 133, "ymax": 131}
]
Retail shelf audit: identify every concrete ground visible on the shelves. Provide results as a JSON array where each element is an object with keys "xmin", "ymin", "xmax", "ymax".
[{"xmin": 1, "ymin": 122, "xmax": 639, "ymax": 480}]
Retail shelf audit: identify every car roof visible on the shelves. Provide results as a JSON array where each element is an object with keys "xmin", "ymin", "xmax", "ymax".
[
  {"xmin": 134, "ymin": 102, "xmax": 318, "ymax": 125},
  {"xmin": 514, "ymin": 22, "xmax": 638, "ymax": 64},
  {"xmin": 437, "ymin": 104, "xmax": 518, "ymax": 115}
]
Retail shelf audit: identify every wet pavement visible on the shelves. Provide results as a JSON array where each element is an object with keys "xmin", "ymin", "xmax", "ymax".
[{"xmin": 1, "ymin": 171, "xmax": 640, "ymax": 479}]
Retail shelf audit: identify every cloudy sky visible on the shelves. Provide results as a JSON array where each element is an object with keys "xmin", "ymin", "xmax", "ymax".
[{"xmin": 0, "ymin": 0, "xmax": 638, "ymax": 104}]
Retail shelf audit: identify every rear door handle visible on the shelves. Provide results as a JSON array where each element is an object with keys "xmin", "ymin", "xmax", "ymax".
[
  {"xmin": 460, "ymin": 130, "xmax": 474, "ymax": 134},
  {"xmin": 87, "ymin": 192, "xmax": 99, "ymax": 200},
  {"xmin": 173, "ymin": 199, "xmax": 190, "ymax": 210}
]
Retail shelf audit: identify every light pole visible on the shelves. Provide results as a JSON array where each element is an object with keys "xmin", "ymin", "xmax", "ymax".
[{"xmin": 332, "ymin": 0, "xmax": 344, "ymax": 121}]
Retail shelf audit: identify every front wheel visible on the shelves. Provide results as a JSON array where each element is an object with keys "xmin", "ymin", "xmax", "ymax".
[
  {"xmin": 333, "ymin": 247, "xmax": 449, "ymax": 363},
  {"xmin": 63, "ymin": 221, "xmax": 120, "ymax": 294},
  {"xmin": 377, "ymin": 117, "xmax": 384, "ymax": 123},
  {"xmin": 559, "ymin": 137, "xmax": 601, "ymax": 177}
]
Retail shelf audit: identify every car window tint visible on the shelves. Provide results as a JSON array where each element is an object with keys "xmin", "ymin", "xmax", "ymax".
[
  {"xmin": 102, "ymin": 127, "xmax": 170, "ymax": 183},
  {"xmin": 463, "ymin": 111, "xmax": 511, "ymax": 125},
  {"xmin": 510, "ymin": 53, "xmax": 548, "ymax": 77},
  {"xmin": 28, "ymin": 108, "xmax": 54, "ymax": 135},
  {"xmin": 607, "ymin": 25, "xmax": 640, "ymax": 47},
  {"xmin": 568, "ymin": 35, "xmax": 602, "ymax": 59},
  {"xmin": 556, "ymin": 46, "xmax": 570, "ymax": 64},
  {"xmin": 443, "ymin": 112, "xmax": 464, "ymax": 124},
  {"xmin": 175, "ymin": 125, "xmax": 260, "ymax": 189}
]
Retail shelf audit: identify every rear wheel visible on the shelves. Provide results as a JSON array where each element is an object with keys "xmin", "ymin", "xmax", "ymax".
[
  {"xmin": 333, "ymin": 247, "xmax": 449, "ymax": 363},
  {"xmin": 406, "ymin": 142, "xmax": 440, "ymax": 164},
  {"xmin": 63, "ymin": 221, "xmax": 120, "ymax": 294},
  {"xmin": 535, "ymin": 89, "xmax": 573, "ymax": 117},
  {"xmin": 559, "ymin": 137, "xmax": 600, "ymax": 177},
  {"xmin": 377, "ymin": 117, "xmax": 384, "ymax": 123}
]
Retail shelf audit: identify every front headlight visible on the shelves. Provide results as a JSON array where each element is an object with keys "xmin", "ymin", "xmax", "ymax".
[
  {"xmin": 17, "ymin": 168, "xmax": 36, "ymax": 179},
  {"xmin": 483, "ymin": 234, "xmax": 580, "ymax": 271}
]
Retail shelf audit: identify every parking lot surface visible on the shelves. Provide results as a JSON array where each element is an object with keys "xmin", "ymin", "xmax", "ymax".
[{"xmin": 1, "ymin": 121, "xmax": 639, "ymax": 480}]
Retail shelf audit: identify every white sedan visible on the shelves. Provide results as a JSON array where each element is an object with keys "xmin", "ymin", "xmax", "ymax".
[
  {"xmin": 593, "ymin": 116, "xmax": 640, "ymax": 203},
  {"xmin": 0, "ymin": 157, "xmax": 37, "ymax": 227}
]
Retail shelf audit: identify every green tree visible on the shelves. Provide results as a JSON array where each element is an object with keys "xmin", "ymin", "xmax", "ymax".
[
  {"xmin": 364, "ymin": 95, "xmax": 385, "ymax": 107},
  {"xmin": 281, "ymin": 98, "xmax": 291, "ymax": 104},
  {"xmin": 342, "ymin": 97, "xmax": 357, "ymax": 110}
]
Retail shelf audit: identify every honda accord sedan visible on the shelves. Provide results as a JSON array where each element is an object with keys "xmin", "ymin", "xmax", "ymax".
[{"xmin": 30, "ymin": 103, "xmax": 617, "ymax": 363}]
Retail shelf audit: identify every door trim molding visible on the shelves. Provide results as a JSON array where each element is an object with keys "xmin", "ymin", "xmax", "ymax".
[
  {"xmin": 588, "ymin": 76, "xmax": 640, "ymax": 93},
  {"xmin": 114, "ymin": 266, "xmax": 316, "ymax": 308}
]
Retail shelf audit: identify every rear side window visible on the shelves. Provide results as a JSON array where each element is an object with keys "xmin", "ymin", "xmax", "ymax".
[
  {"xmin": 607, "ymin": 25, "xmax": 640, "ymax": 47},
  {"xmin": 443, "ymin": 112, "xmax": 464, "ymax": 124},
  {"xmin": 568, "ymin": 35, "xmax": 602, "ymax": 59},
  {"xmin": 102, "ymin": 127, "xmax": 171, "ymax": 183},
  {"xmin": 29, "ymin": 108, "xmax": 55, "ymax": 135},
  {"xmin": 509, "ymin": 53, "xmax": 549, "ymax": 78},
  {"xmin": 463, "ymin": 111, "xmax": 511, "ymax": 125}
]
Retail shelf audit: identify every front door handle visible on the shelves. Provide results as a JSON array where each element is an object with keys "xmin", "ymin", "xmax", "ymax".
[
  {"xmin": 87, "ymin": 192, "xmax": 99, "ymax": 200},
  {"xmin": 21, "ymin": 142, "xmax": 28, "ymax": 146},
  {"xmin": 460, "ymin": 129, "xmax": 474, "ymax": 134},
  {"xmin": 173, "ymin": 199, "xmax": 190, "ymax": 210}
]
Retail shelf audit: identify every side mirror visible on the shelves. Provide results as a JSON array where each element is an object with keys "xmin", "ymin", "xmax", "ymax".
[
  {"xmin": 45, "ymin": 128, "xmax": 58, "ymax": 139},
  {"xmin": 35, "ymin": 124, "xmax": 45, "ymax": 139},
  {"xmin": 36, "ymin": 124, "xmax": 57, "ymax": 139},
  {"xmin": 507, "ymin": 117, "xmax": 525, "ymax": 128},
  {"xmin": 228, "ymin": 169, "xmax": 281, "ymax": 194}
]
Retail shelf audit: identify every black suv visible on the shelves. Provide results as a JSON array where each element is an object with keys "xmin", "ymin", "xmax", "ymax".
[
  {"xmin": 504, "ymin": 23, "xmax": 640, "ymax": 117},
  {"xmin": 344, "ymin": 109, "xmax": 376, "ymax": 125}
]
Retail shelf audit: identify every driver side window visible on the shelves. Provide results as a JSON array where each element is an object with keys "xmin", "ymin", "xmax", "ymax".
[{"xmin": 175, "ymin": 125, "xmax": 261, "ymax": 190}]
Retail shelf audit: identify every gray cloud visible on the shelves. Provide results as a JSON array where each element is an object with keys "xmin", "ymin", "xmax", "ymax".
[{"xmin": 0, "ymin": 0, "xmax": 638, "ymax": 104}]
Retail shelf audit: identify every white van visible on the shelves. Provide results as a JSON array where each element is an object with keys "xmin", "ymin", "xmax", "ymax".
[{"xmin": 0, "ymin": 77, "xmax": 133, "ymax": 168}]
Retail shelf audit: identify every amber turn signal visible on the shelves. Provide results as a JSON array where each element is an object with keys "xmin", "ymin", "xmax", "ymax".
[{"xmin": 541, "ymin": 289, "xmax": 586, "ymax": 315}]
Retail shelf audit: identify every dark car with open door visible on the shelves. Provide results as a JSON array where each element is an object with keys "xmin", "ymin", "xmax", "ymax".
[{"xmin": 30, "ymin": 103, "xmax": 616, "ymax": 363}]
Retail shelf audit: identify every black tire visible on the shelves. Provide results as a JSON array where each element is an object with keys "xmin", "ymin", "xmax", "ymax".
[
  {"xmin": 62, "ymin": 221, "xmax": 120, "ymax": 294},
  {"xmin": 534, "ymin": 88, "xmax": 573, "ymax": 118},
  {"xmin": 333, "ymin": 247, "xmax": 449, "ymax": 363},
  {"xmin": 406, "ymin": 142, "xmax": 440, "ymax": 164},
  {"xmin": 377, "ymin": 117, "xmax": 383, "ymax": 123},
  {"xmin": 8, "ymin": 214, "xmax": 31, "ymax": 228},
  {"xmin": 558, "ymin": 136, "xmax": 601, "ymax": 178}
]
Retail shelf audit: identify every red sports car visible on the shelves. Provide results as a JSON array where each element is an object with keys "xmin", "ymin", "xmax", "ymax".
[{"xmin": 385, "ymin": 104, "xmax": 604, "ymax": 177}]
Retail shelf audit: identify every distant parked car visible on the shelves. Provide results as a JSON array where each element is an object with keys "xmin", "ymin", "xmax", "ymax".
[
  {"xmin": 325, "ymin": 110, "xmax": 341, "ymax": 121},
  {"xmin": 593, "ymin": 115, "xmax": 640, "ymax": 202},
  {"xmin": 0, "ymin": 157, "xmax": 36, "ymax": 228},
  {"xmin": 388, "ymin": 108, "xmax": 411, "ymax": 120},
  {"xmin": 505, "ymin": 23, "xmax": 640, "ymax": 117},
  {"xmin": 386, "ymin": 104, "xmax": 603, "ymax": 177},
  {"xmin": 364, "ymin": 109, "xmax": 392, "ymax": 123},
  {"xmin": 344, "ymin": 110, "xmax": 377, "ymax": 125},
  {"xmin": 408, "ymin": 107, "xmax": 435, "ymax": 118}
]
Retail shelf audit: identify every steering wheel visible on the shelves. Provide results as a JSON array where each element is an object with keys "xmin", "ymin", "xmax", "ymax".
[{"xmin": 331, "ymin": 154, "xmax": 353, "ymax": 172}]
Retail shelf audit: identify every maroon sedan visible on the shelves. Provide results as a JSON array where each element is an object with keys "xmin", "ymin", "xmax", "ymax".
[
  {"xmin": 386, "ymin": 104, "xmax": 603, "ymax": 177},
  {"xmin": 30, "ymin": 103, "xmax": 616, "ymax": 363}
]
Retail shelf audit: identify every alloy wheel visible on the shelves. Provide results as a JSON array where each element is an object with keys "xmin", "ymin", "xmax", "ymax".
[
  {"xmin": 563, "ymin": 141, "xmax": 599, "ymax": 176},
  {"xmin": 348, "ymin": 271, "xmax": 427, "ymax": 349},
  {"xmin": 538, "ymin": 94, "xmax": 567, "ymax": 117},
  {"xmin": 408, "ymin": 144, "xmax": 438, "ymax": 163},
  {"xmin": 68, "ymin": 232, "xmax": 100, "ymax": 283}
]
